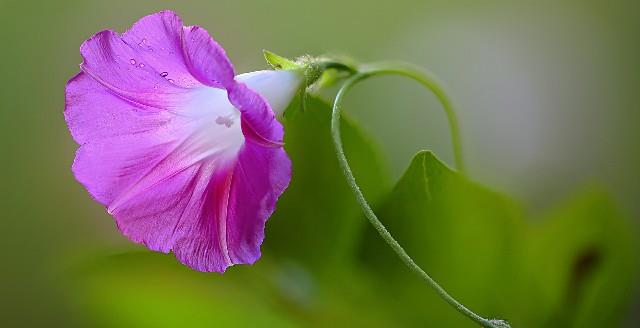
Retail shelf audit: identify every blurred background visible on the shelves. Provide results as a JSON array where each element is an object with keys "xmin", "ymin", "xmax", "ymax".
[{"xmin": 1, "ymin": 0, "xmax": 638, "ymax": 327}]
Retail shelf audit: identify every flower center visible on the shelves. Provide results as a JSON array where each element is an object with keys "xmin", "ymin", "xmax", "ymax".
[{"xmin": 181, "ymin": 87, "xmax": 245, "ymax": 163}]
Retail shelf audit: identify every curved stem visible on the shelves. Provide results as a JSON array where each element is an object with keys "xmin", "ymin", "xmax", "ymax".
[
  {"xmin": 330, "ymin": 62, "xmax": 509, "ymax": 328},
  {"xmin": 358, "ymin": 62, "xmax": 465, "ymax": 172}
]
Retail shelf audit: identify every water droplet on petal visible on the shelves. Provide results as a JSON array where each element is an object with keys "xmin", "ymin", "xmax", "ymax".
[
  {"xmin": 160, "ymin": 72, "xmax": 168, "ymax": 77},
  {"xmin": 138, "ymin": 63, "xmax": 145, "ymax": 68},
  {"xmin": 129, "ymin": 59, "xmax": 136, "ymax": 65},
  {"xmin": 167, "ymin": 79, "xmax": 175, "ymax": 84}
]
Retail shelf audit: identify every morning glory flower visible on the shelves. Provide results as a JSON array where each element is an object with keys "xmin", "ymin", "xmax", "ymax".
[{"xmin": 65, "ymin": 11, "xmax": 302, "ymax": 272}]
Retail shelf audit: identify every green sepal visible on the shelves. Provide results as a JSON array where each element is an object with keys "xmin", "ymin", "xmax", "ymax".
[{"xmin": 263, "ymin": 50, "xmax": 301, "ymax": 70}]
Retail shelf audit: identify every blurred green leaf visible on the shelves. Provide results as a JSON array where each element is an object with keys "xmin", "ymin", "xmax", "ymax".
[
  {"xmin": 265, "ymin": 95, "xmax": 390, "ymax": 273},
  {"xmin": 69, "ymin": 250, "xmax": 397, "ymax": 328},
  {"xmin": 357, "ymin": 151, "xmax": 638, "ymax": 327},
  {"xmin": 520, "ymin": 189, "xmax": 639, "ymax": 328},
  {"xmin": 69, "ymin": 252, "xmax": 300, "ymax": 328}
]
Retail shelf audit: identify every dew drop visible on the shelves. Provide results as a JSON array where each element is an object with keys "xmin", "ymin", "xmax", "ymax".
[
  {"xmin": 129, "ymin": 59, "xmax": 136, "ymax": 65},
  {"xmin": 160, "ymin": 72, "xmax": 169, "ymax": 77},
  {"xmin": 138, "ymin": 63, "xmax": 145, "ymax": 68},
  {"xmin": 167, "ymin": 79, "xmax": 175, "ymax": 84}
]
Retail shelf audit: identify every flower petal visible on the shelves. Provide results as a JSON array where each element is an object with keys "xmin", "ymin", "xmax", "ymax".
[
  {"xmin": 222, "ymin": 144, "xmax": 291, "ymax": 265},
  {"xmin": 79, "ymin": 29, "xmax": 194, "ymax": 109},
  {"xmin": 105, "ymin": 143, "xmax": 290, "ymax": 273},
  {"xmin": 67, "ymin": 69, "xmax": 291, "ymax": 273},
  {"xmin": 64, "ymin": 72, "xmax": 172, "ymax": 146},
  {"xmin": 68, "ymin": 88, "xmax": 248, "ymax": 272},
  {"xmin": 182, "ymin": 25, "xmax": 235, "ymax": 89},
  {"xmin": 67, "ymin": 11, "xmax": 294, "ymax": 273},
  {"xmin": 228, "ymin": 82, "xmax": 284, "ymax": 145},
  {"xmin": 78, "ymin": 10, "xmax": 236, "ymax": 109},
  {"xmin": 121, "ymin": 10, "xmax": 203, "ymax": 89},
  {"xmin": 68, "ymin": 75, "xmax": 245, "ymax": 206},
  {"xmin": 110, "ymin": 156, "xmax": 236, "ymax": 270}
]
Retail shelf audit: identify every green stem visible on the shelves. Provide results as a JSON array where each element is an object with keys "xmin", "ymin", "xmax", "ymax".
[
  {"xmin": 358, "ymin": 62, "xmax": 464, "ymax": 172},
  {"xmin": 330, "ymin": 62, "xmax": 509, "ymax": 328}
]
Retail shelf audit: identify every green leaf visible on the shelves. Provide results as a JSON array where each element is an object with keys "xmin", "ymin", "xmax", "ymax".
[
  {"xmin": 520, "ymin": 189, "xmax": 639, "ymax": 328},
  {"xmin": 265, "ymin": 95, "xmax": 390, "ymax": 273},
  {"xmin": 356, "ymin": 151, "xmax": 638, "ymax": 327},
  {"xmin": 358, "ymin": 151, "xmax": 524, "ymax": 327}
]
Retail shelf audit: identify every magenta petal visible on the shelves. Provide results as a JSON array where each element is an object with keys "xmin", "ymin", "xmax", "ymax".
[
  {"xmin": 121, "ymin": 10, "xmax": 203, "ymax": 89},
  {"xmin": 229, "ymin": 82, "xmax": 284, "ymax": 145},
  {"xmin": 78, "ymin": 10, "xmax": 236, "ymax": 109},
  {"xmin": 182, "ymin": 25, "xmax": 236, "ymax": 89},
  {"xmin": 65, "ymin": 72, "xmax": 172, "ymax": 146},
  {"xmin": 66, "ymin": 11, "xmax": 293, "ymax": 273},
  {"xmin": 79, "ymin": 29, "xmax": 194, "ymax": 109},
  {"xmin": 111, "ymin": 158, "xmax": 235, "ymax": 269},
  {"xmin": 223, "ymin": 144, "xmax": 291, "ymax": 265},
  {"xmin": 172, "ymin": 146, "xmax": 291, "ymax": 271}
]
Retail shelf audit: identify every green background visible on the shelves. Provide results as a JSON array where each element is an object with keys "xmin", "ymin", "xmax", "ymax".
[{"xmin": 1, "ymin": 0, "xmax": 638, "ymax": 327}]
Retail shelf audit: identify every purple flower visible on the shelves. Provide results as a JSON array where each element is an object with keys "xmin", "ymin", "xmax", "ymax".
[{"xmin": 65, "ymin": 11, "xmax": 302, "ymax": 272}]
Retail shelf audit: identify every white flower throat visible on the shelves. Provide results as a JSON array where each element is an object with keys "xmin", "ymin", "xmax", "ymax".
[{"xmin": 181, "ymin": 69, "xmax": 302, "ymax": 162}]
